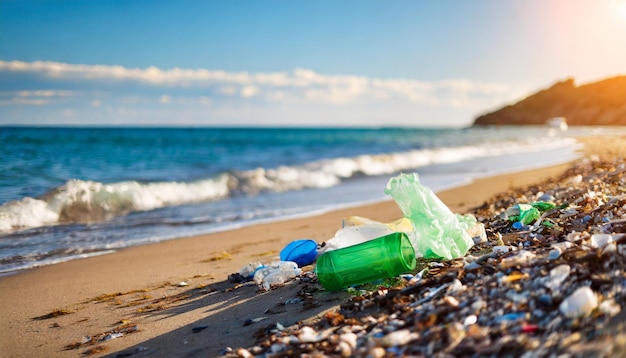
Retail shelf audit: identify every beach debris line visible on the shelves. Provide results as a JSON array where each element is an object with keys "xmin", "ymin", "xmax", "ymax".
[
  {"xmin": 224, "ymin": 156, "xmax": 626, "ymax": 356},
  {"xmin": 229, "ymin": 172, "xmax": 484, "ymax": 292},
  {"xmin": 64, "ymin": 321, "xmax": 138, "ymax": 354}
]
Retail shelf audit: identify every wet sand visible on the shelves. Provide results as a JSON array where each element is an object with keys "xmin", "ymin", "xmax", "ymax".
[{"xmin": 0, "ymin": 136, "xmax": 623, "ymax": 357}]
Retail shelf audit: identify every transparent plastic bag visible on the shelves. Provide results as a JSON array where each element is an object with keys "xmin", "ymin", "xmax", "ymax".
[{"xmin": 384, "ymin": 173, "xmax": 474, "ymax": 259}]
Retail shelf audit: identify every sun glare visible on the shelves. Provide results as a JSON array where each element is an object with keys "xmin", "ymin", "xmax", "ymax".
[{"xmin": 619, "ymin": 2, "xmax": 626, "ymax": 19}]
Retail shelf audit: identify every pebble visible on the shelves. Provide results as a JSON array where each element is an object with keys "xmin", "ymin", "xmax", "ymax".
[{"xmin": 228, "ymin": 156, "xmax": 626, "ymax": 357}]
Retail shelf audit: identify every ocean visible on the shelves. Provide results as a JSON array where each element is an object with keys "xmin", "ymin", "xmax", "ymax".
[{"xmin": 1, "ymin": 125, "xmax": 621, "ymax": 275}]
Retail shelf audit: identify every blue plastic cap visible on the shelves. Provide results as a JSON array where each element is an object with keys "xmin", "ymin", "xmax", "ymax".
[{"xmin": 280, "ymin": 239, "xmax": 318, "ymax": 267}]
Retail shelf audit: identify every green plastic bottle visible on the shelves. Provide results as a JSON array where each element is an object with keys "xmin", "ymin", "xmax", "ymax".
[{"xmin": 315, "ymin": 232, "xmax": 416, "ymax": 291}]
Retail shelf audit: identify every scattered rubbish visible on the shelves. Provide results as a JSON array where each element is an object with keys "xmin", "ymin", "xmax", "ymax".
[
  {"xmin": 176, "ymin": 281, "xmax": 188, "ymax": 287},
  {"xmin": 499, "ymin": 271, "xmax": 529, "ymax": 284},
  {"xmin": 100, "ymin": 332, "xmax": 124, "ymax": 341},
  {"xmin": 239, "ymin": 262, "xmax": 264, "ymax": 280},
  {"xmin": 243, "ymin": 317, "xmax": 267, "ymax": 326},
  {"xmin": 521, "ymin": 323, "xmax": 539, "ymax": 333},
  {"xmin": 559, "ymin": 286, "xmax": 598, "ymax": 318},
  {"xmin": 494, "ymin": 312, "xmax": 527, "ymax": 323},
  {"xmin": 192, "ymin": 325, "xmax": 208, "ymax": 333},
  {"xmin": 320, "ymin": 223, "xmax": 395, "ymax": 254},
  {"xmin": 376, "ymin": 329, "xmax": 418, "ymax": 347},
  {"xmin": 463, "ymin": 314, "xmax": 477, "ymax": 326},
  {"xmin": 315, "ymin": 232, "xmax": 415, "ymax": 291},
  {"xmin": 548, "ymin": 248, "xmax": 561, "ymax": 260},
  {"xmin": 492, "ymin": 245, "xmax": 512, "ymax": 254},
  {"xmin": 507, "ymin": 201, "xmax": 556, "ymax": 227},
  {"xmin": 384, "ymin": 173, "xmax": 474, "ymax": 259},
  {"xmin": 280, "ymin": 239, "xmax": 318, "ymax": 267},
  {"xmin": 544, "ymin": 264, "xmax": 571, "ymax": 292},
  {"xmin": 500, "ymin": 250, "xmax": 536, "ymax": 268},
  {"xmin": 598, "ymin": 299, "xmax": 621, "ymax": 317},
  {"xmin": 284, "ymin": 297, "xmax": 303, "ymax": 305},
  {"xmin": 229, "ymin": 157, "xmax": 626, "ymax": 357},
  {"xmin": 253, "ymin": 261, "xmax": 302, "ymax": 291}
]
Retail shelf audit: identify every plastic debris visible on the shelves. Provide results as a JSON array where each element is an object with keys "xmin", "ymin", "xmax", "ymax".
[
  {"xmin": 508, "ymin": 201, "xmax": 556, "ymax": 227},
  {"xmin": 342, "ymin": 215, "xmax": 414, "ymax": 233},
  {"xmin": 239, "ymin": 262, "xmax": 264, "ymax": 280},
  {"xmin": 384, "ymin": 173, "xmax": 474, "ymax": 259},
  {"xmin": 495, "ymin": 312, "xmax": 527, "ymax": 323},
  {"xmin": 463, "ymin": 314, "xmax": 477, "ymax": 326},
  {"xmin": 320, "ymin": 223, "xmax": 394, "ymax": 254},
  {"xmin": 192, "ymin": 325, "xmax": 208, "ymax": 333},
  {"xmin": 280, "ymin": 239, "xmax": 318, "ymax": 267},
  {"xmin": 253, "ymin": 261, "xmax": 302, "ymax": 291},
  {"xmin": 376, "ymin": 329, "xmax": 419, "ymax": 347},
  {"xmin": 499, "ymin": 271, "xmax": 529, "ymax": 284},
  {"xmin": 243, "ymin": 317, "xmax": 267, "ymax": 326},
  {"xmin": 544, "ymin": 264, "xmax": 571, "ymax": 292},
  {"xmin": 559, "ymin": 286, "xmax": 598, "ymax": 318},
  {"xmin": 500, "ymin": 250, "xmax": 536, "ymax": 268},
  {"xmin": 316, "ymin": 232, "xmax": 415, "ymax": 291}
]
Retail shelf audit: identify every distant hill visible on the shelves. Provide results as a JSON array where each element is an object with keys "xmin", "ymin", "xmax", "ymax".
[{"xmin": 473, "ymin": 76, "xmax": 626, "ymax": 126}]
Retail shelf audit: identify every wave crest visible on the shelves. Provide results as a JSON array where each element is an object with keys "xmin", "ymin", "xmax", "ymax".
[{"xmin": 0, "ymin": 137, "xmax": 577, "ymax": 233}]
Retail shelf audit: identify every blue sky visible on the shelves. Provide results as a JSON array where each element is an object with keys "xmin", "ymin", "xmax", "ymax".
[{"xmin": 1, "ymin": 0, "xmax": 625, "ymax": 127}]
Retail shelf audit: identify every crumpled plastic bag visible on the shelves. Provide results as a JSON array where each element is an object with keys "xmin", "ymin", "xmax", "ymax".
[{"xmin": 384, "ymin": 173, "xmax": 474, "ymax": 259}]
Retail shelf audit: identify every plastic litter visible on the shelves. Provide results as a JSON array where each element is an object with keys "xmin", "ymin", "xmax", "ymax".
[
  {"xmin": 559, "ymin": 286, "xmax": 598, "ymax": 318},
  {"xmin": 319, "ymin": 223, "xmax": 395, "ymax": 254},
  {"xmin": 544, "ymin": 264, "xmax": 570, "ymax": 292},
  {"xmin": 495, "ymin": 312, "xmax": 527, "ymax": 323},
  {"xmin": 253, "ymin": 261, "xmax": 301, "ymax": 291},
  {"xmin": 508, "ymin": 201, "xmax": 556, "ymax": 226},
  {"xmin": 384, "ymin": 173, "xmax": 474, "ymax": 259},
  {"xmin": 342, "ymin": 215, "xmax": 414, "ymax": 232},
  {"xmin": 500, "ymin": 250, "xmax": 536, "ymax": 268},
  {"xmin": 238, "ymin": 262, "xmax": 264, "ymax": 280},
  {"xmin": 280, "ymin": 239, "xmax": 318, "ymax": 267},
  {"xmin": 315, "ymin": 232, "xmax": 415, "ymax": 291}
]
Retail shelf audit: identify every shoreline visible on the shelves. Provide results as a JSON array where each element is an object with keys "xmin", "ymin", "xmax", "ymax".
[
  {"xmin": 0, "ymin": 143, "xmax": 582, "ymax": 277},
  {"xmin": 0, "ymin": 135, "xmax": 622, "ymax": 357}
]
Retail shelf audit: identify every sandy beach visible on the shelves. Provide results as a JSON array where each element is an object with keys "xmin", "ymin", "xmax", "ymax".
[{"xmin": 0, "ymin": 135, "xmax": 624, "ymax": 357}]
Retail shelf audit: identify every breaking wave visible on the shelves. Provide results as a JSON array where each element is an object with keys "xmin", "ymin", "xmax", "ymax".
[{"xmin": 0, "ymin": 137, "xmax": 577, "ymax": 233}]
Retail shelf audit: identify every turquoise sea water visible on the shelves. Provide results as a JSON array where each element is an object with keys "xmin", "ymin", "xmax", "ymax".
[{"xmin": 0, "ymin": 125, "xmax": 620, "ymax": 275}]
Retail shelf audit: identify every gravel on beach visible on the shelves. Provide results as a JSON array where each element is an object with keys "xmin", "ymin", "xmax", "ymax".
[{"xmin": 230, "ymin": 155, "xmax": 626, "ymax": 357}]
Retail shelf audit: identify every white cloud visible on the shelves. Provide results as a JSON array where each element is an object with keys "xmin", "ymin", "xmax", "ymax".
[
  {"xmin": 0, "ymin": 60, "xmax": 525, "ymax": 127},
  {"xmin": 15, "ymin": 90, "xmax": 76, "ymax": 97},
  {"xmin": 240, "ymin": 85, "xmax": 259, "ymax": 98},
  {"xmin": 0, "ymin": 60, "xmax": 517, "ymax": 107},
  {"xmin": 159, "ymin": 94, "xmax": 172, "ymax": 104}
]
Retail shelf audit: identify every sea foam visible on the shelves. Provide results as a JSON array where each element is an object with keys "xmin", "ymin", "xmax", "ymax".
[{"xmin": 0, "ymin": 137, "xmax": 577, "ymax": 233}]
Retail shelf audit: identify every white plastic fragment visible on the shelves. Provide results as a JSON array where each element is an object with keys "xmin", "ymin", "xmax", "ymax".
[
  {"xmin": 588, "ymin": 234, "xmax": 625, "ymax": 249},
  {"xmin": 377, "ymin": 329, "xmax": 419, "ymax": 347},
  {"xmin": 297, "ymin": 326, "xmax": 318, "ymax": 343},
  {"xmin": 544, "ymin": 264, "xmax": 570, "ymax": 292},
  {"xmin": 493, "ymin": 245, "xmax": 512, "ymax": 254},
  {"xmin": 559, "ymin": 286, "xmax": 598, "ymax": 318},
  {"xmin": 552, "ymin": 241, "xmax": 574, "ymax": 251},
  {"xmin": 566, "ymin": 232, "xmax": 584, "ymax": 242},
  {"xmin": 339, "ymin": 332, "xmax": 357, "ymax": 350},
  {"xmin": 598, "ymin": 299, "xmax": 621, "ymax": 317},
  {"xmin": 548, "ymin": 248, "xmax": 561, "ymax": 260},
  {"xmin": 500, "ymin": 250, "xmax": 536, "ymax": 268},
  {"xmin": 463, "ymin": 315, "xmax": 477, "ymax": 326},
  {"xmin": 253, "ymin": 261, "xmax": 302, "ymax": 291}
]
